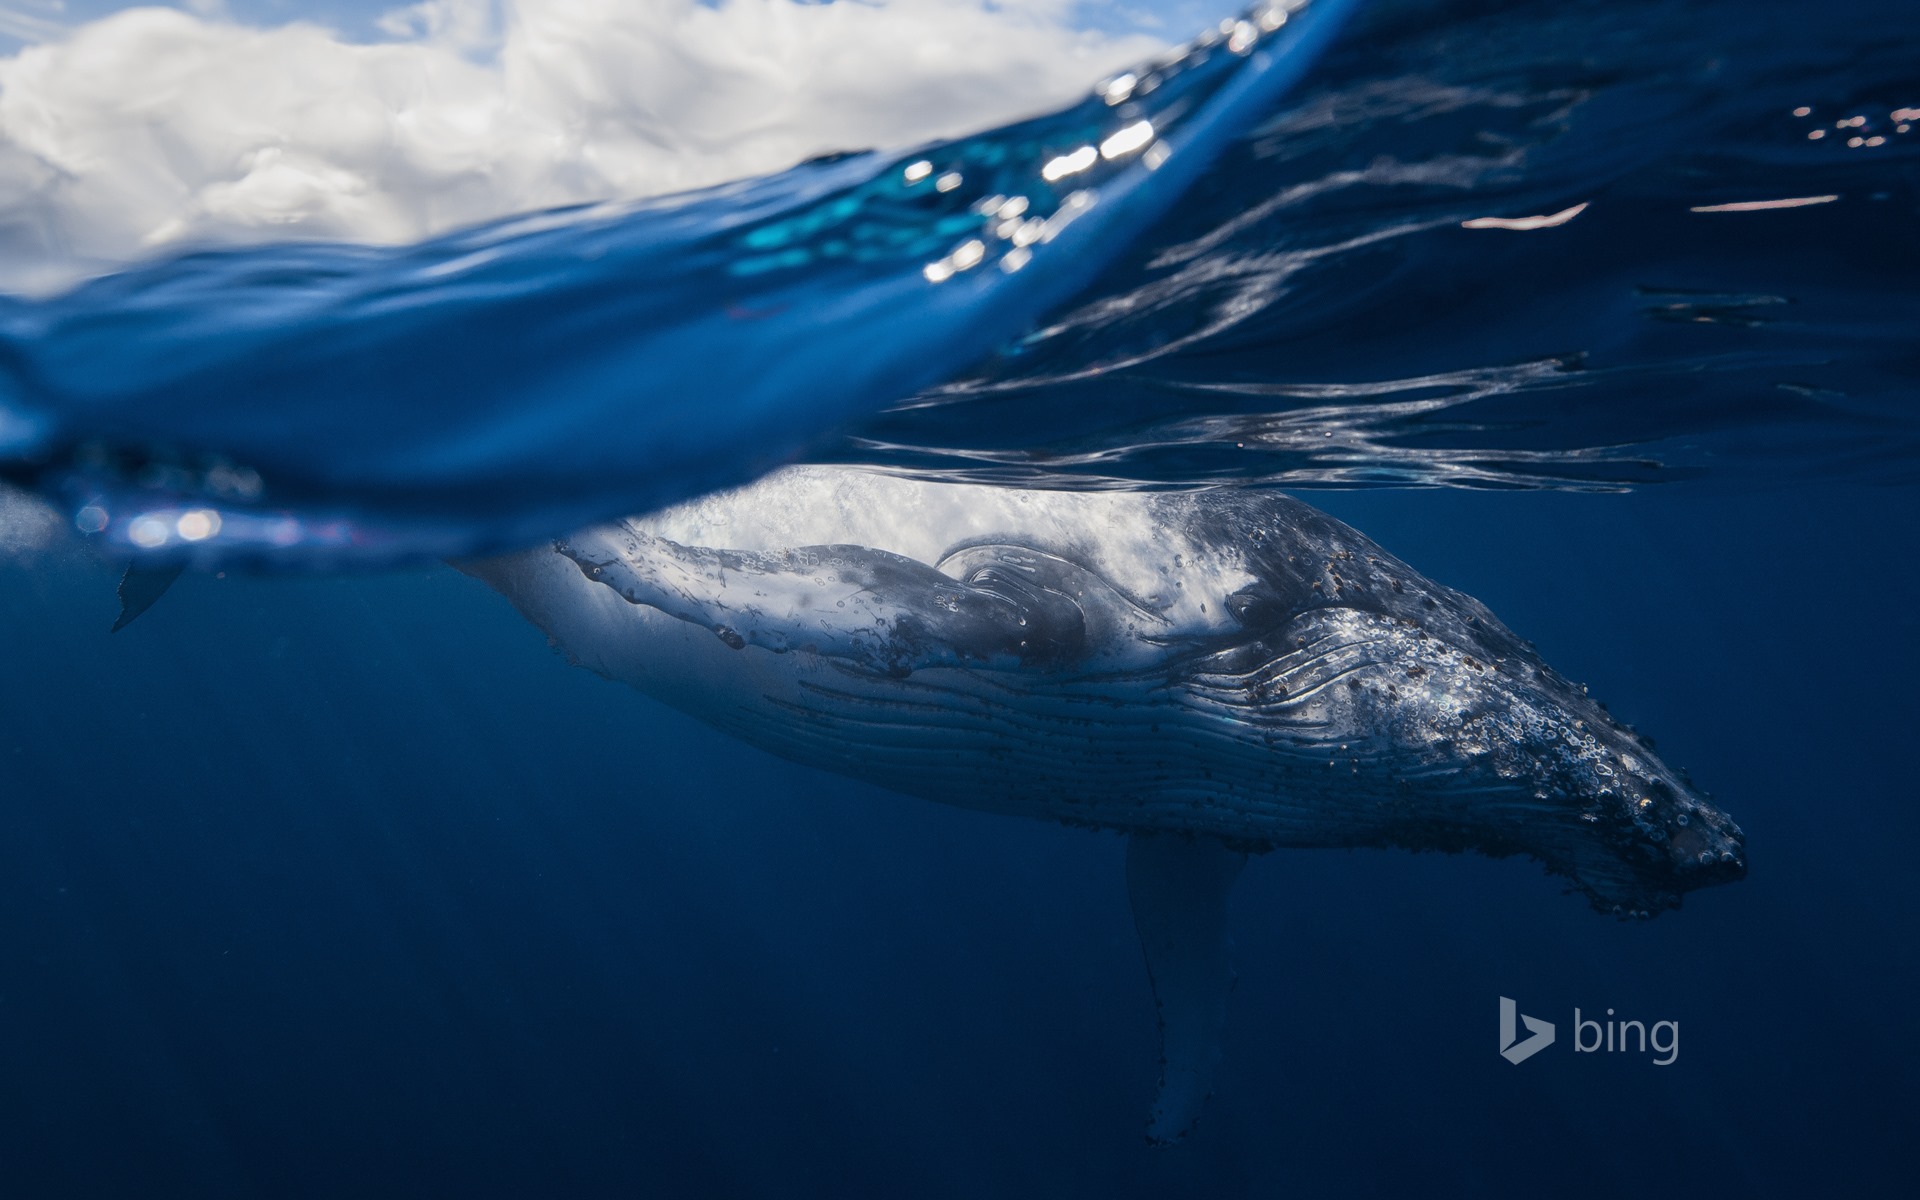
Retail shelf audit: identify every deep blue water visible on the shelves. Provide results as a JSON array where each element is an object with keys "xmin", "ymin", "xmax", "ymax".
[
  {"xmin": 3, "ymin": 483, "xmax": 1913, "ymax": 1196},
  {"xmin": 1, "ymin": 0, "xmax": 1916, "ymax": 1195}
]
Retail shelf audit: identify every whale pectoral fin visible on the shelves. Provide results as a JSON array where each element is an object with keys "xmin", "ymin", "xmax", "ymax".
[
  {"xmin": 112, "ymin": 561, "xmax": 185, "ymax": 632},
  {"xmin": 1125, "ymin": 832, "xmax": 1247, "ymax": 1146},
  {"xmin": 560, "ymin": 526, "xmax": 1086, "ymax": 675}
]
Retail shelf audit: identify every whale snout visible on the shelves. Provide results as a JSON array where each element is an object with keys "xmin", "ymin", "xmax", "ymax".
[
  {"xmin": 1565, "ymin": 759, "xmax": 1746, "ymax": 916},
  {"xmin": 1666, "ymin": 831, "xmax": 1747, "ymax": 896},
  {"xmin": 1636, "ymin": 774, "xmax": 1746, "ymax": 893},
  {"xmin": 1657, "ymin": 785, "xmax": 1746, "ymax": 883}
]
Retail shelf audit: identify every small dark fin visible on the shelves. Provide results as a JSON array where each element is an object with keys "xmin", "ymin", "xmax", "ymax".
[
  {"xmin": 1126, "ymin": 833, "xmax": 1247, "ymax": 1146},
  {"xmin": 112, "ymin": 562, "xmax": 186, "ymax": 632},
  {"xmin": 797, "ymin": 148, "xmax": 873, "ymax": 166}
]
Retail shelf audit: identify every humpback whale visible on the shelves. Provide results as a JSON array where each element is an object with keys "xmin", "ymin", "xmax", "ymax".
[{"xmin": 462, "ymin": 466, "xmax": 1745, "ymax": 1142}]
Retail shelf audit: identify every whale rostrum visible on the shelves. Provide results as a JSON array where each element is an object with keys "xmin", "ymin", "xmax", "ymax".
[{"xmin": 462, "ymin": 466, "xmax": 1746, "ymax": 1142}]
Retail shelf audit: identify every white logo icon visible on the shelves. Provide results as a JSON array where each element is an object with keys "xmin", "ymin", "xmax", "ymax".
[{"xmin": 1499, "ymin": 996, "xmax": 1556, "ymax": 1064}]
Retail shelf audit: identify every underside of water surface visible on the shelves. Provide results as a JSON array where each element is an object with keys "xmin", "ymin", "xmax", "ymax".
[{"xmin": 0, "ymin": 0, "xmax": 1911, "ymax": 565}]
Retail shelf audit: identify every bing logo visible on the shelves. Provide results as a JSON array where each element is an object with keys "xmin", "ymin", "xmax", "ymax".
[
  {"xmin": 1498, "ymin": 996, "xmax": 1556, "ymax": 1064},
  {"xmin": 1498, "ymin": 997, "xmax": 1680, "ymax": 1066}
]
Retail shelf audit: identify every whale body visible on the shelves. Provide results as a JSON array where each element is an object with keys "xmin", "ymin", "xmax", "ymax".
[{"xmin": 463, "ymin": 466, "xmax": 1745, "ymax": 1140}]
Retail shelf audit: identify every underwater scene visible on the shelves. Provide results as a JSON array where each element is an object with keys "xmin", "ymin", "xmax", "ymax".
[{"xmin": 0, "ymin": 0, "xmax": 1913, "ymax": 1194}]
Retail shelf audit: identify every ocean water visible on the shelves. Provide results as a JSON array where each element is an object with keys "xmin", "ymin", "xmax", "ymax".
[{"xmin": 0, "ymin": 0, "xmax": 1915, "ymax": 1196}]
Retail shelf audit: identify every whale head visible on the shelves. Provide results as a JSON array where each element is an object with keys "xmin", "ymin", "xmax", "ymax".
[{"xmin": 1204, "ymin": 497, "xmax": 1747, "ymax": 916}]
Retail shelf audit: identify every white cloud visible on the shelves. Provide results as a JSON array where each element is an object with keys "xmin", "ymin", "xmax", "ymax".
[{"xmin": 0, "ymin": 1, "xmax": 1162, "ymax": 293}]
